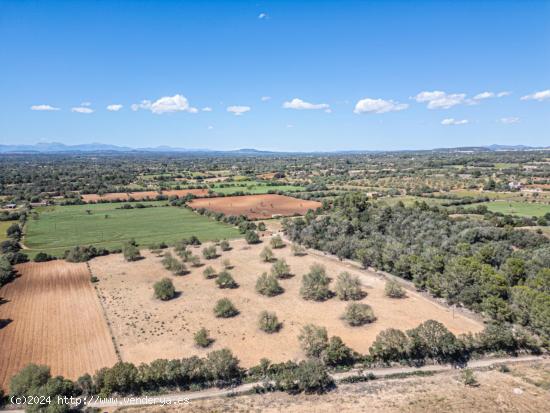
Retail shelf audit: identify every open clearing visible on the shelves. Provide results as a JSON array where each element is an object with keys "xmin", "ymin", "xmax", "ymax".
[
  {"xmin": 90, "ymin": 238, "xmax": 482, "ymax": 368},
  {"xmin": 465, "ymin": 200, "xmax": 550, "ymax": 217},
  {"xmin": 0, "ymin": 220, "xmax": 13, "ymax": 241},
  {"xmin": 24, "ymin": 202, "xmax": 240, "ymax": 256},
  {"xmin": 0, "ymin": 261, "xmax": 118, "ymax": 391},
  {"xmin": 188, "ymin": 194, "xmax": 322, "ymax": 219},
  {"xmin": 81, "ymin": 189, "xmax": 208, "ymax": 202},
  {"xmin": 125, "ymin": 360, "xmax": 550, "ymax": 413}
]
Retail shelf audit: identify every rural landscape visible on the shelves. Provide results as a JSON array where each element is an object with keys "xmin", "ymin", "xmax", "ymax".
[{"xmin": 1, "ymin": 0, "xmax": 549, "ymax": 412}]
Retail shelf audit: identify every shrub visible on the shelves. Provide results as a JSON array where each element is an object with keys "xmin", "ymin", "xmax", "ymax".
[
  {"xmin": 222, "ymin": 258, "xmax": 232, "ymax": 269},
  {"xmin": 194, "ymin": 328, "xmax": 214, "ymax": 348},
  {"xmin": 203, "ymin": 266, "xmax": 217, "ymax": 279},
  {"xmin": 216, "ymin": 270, "xmax": 238, "ymax": 289},
  {"xmin": 0, "ymin": 256, "xmax": 14, "ymax": 287},
  {"xmin": 258, "ymin": 311, "xmax": 281, "ymax": 333},
  {"xmin": 153, "ymin": 278, "xmax": 176, "ymax": 301},
  {"xmin": 256, "ymin": 272, "xmax": 284, "ymax": 296},
  {"xmin": 161, "ymin": 252, "xmax": 188, "ymax": 275},
  {"xmin": 384, "ymin": 280, "xmax": 406, "ymax": 298},
  {"xmin": 335, "ymin": 272, "xmax": 363, "ymax": 300},
  {"xmin": 270, "ymin": 235, "xmax": 285, "ymax": 249},
  {"xmin": 291, "ymin": 244, "xmax": 307, "ymax": 256},
  {"xmin": 322, "ymin": 336, "xmax": 354, "ymax": 366},
  {"xmin": 257, "ymin": 222, "xmax": 267, "ymax": 231},
  {"xmin": 461, "ymin": 368, "xmax": 478, "ymax": 386},
  {"xmin": 369, "ymin": 328, "xmax": 410, "ymax": 362},
  {"xmin": 33, "ymin": 252, "xmax": 55, "ymax": 262},
  {"xmin": 123, "ymin": 240, "xmax": 141, "ymax": 262},
  {"xmin": 245, "ymin": 230, "xmax": 261, "ymax": 244},
  {"xmin": 343, "ymin": 303, "xmax": 376, "ymax": 326},
  {"xmin": 205, "ymin": 348, "xmax": 241, "ymax": 383},
  {"xmin": 299, "ymin": 324, "xmax": 329, "ymax": 358},
  {"xmin": 214, "ymin": 298, "xmax": 239, "ymax": 318},
  {"xmin": 294, "ymin": 359, "xmax": 333, "ymax": 394},
  {"xmin": 271, "ymin": 259, "xmax": 291, "ymax": 279},
  {"xmin": 90, "ymin": 276, "xmax": 99, "ymax": 283},
  {"xmin": 220, "ymin": 240, "xmax": 231, "ymax": 251},
  {"xmin": 300, "ymin": 264, "xmax": 331, "ymax": 301},
  {"xmin": 202, "ymin": 245, "xmax": 218, "ymax": 260},
  {"xmin": 188, "ymin": 255, "xmax": 202, "ymax": 267},
  {"xmin": 260, "ymin": 246, "xmax": 274, "ymax": 262}
]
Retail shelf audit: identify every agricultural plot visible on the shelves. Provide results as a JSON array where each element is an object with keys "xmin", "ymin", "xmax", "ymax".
[
  {"xmin": 81, "ymin": 189, "xmax": 208, "ymax": 202},
  {"xmin": 209, "ymin": 182, "xmax": 305, "ymax": 195},
  {"xmin": 90, "ymin": 238, "xmax": 483, "ymax": 368},
  {"xmin": 24, "ymin": 202, "xmax": 240, "ymax": 256},
  {"xmin": 0, "ymin": 261, "xmax": 118, "ymax": 391},
  {"xmin": 465, "ymin": 200, "xmax": 550, "ymax": 217},
  {"xmin": 188, "ymin": 194, "xmax": 322, "ymax": 219}
]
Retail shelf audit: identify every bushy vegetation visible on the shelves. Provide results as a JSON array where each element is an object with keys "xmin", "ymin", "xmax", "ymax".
[
  {"xmin": 161, "ymin": 252, "xmax": 188, "ymax": 275},
  {"xmin": 202, "ymin": 245, "xmax": 218, "ymax": 259},
  {"xmin": 300, "ymin": 264, "xmax": 331, "ymax": 301},
  {"xmin": 203, "ymin": 265, "xmax": 217, "ymax": 279},
  {"xmin": 256, "ymin": 272, "xmax": 284, "ymax": 296},
  {"xmin": 270, "ymin": 235, "xmax": 285, "ymax": 249},
  {"xmin": 260, "ymin": 246, "xmax": 274, "ymax": 262},
  {"xmin": 298, "ymin": 324, "xmax": 329, "ymax": 358},
  {"xmin": 219, "ymin": 240, "xmax": 231, "ymax": 251},
  {"xmin": 64, "ymin": 245, "xmax": 109, "ymax": 262},
  {"xmin": 123, "ymin": 239, "xmax": 141, "ymax": 262},
  {"xmin": 270, "ymin": 258, "xmax": 291, "ymax": 279},
  {"xmin": 214, "ymin": 298, "xmax": 239, "ymax": 317},
  {"xmin": 258, "ymin": 310, "xmax": 282, "ymax": 333},
  {"xmin": 335, "ymin": 272, "xmax": 363, "ymax": 300},
  {"xmin": 343, "ymin": 303, "xmax": 376, "ymax": 326},
  {"xmin": 384, "ymin": 279, "xmax": 406, "ymax": 298},
  {"xmin": 215, "ymin": 270, "xmax": 238, "ymax": 289},
  {"xmin": 153, "ymin": 278, "xmax": 176, "ymax": 300},
  {"xmin": 245, "ymin": 230, "xmax": 260, "ymax": 244},
  {"xmin": 194, "ymin": 328, "xmax": 214, "ymax": 348}
]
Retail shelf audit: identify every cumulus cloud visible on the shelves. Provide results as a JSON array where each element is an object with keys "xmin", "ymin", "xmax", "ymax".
[
  {"xmin": 106, "ymin": 104, "xmax": 123, "ymax": 111},
  {"xmin": 353, "ymin": 98, "xmax": 408, "ymax": 114},
  {"xmin": 283, "ymin": 98, "xmax": 330, "ymax": 110},
  {"xmin": 227, "ymin": 105, "xmax": 251, "ymax": 116},
  {"xmin": 71, "ymin": 107, "xmax": 94, "ymax": 114},
  {"xmin": 202, "ymin": 107, "xmax": 212, "ymax": 112},
  {"xmin": 500, "ymin": 117, "xmax": 520, "ymax": 124},
  {"xmin": 261, "ymin": 96, "xmax": 271, "ymax": 102},
  {"xmin": 258, "ymin": 12, "xmax": 268, "ymax": 19},
  {"xmin": 131, "ymin": 94, "xmax": 198, "ymax": 114},
  {"xmin": 441, "ymin": 118, "xmax": 468, "ymax": 126},
  {"xmin": 414, "ymin": 91, "xmax": 466, "ymax": 109},
  {"xmin": 520, "ymin": 89, "xmax": 550, "ymax": 101},
  {"xmin": 473, "ymin": 91, "xmax": 494, "ymax": 100},
  {"xmin": 30, "ymin": 104, "xmax": 60, "ymax": 111}
]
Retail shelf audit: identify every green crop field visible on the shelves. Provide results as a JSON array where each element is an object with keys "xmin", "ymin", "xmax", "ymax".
[
  {"xmin": 24, "ymin": 201, "xmax": 240, "ymax": 256},
  {"xmin": 209, "ymin": 182, "xmax": 305, "ymax": 195},
  {"xmin": 0, "ymin": 221, "xmax": 14, "ymax": 242},
  {"xmin": 465, "ymin": 201, "xmax": 550, "ymax": 217}
]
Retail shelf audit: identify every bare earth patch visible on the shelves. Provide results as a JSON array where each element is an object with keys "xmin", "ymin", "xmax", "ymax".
[
  {"xmin": 0, "ymin": 261, "xmax": 118, "ymax": 391},
  {"xmin": 81, "ymin": 189, "xmax": 208, "ymax": 203},
  {"xmin": 187, "ymin": 194, "xmax": 322, "ymax": 219},
  {"xmin": 90, "ymin": 238, "xmax": 482, "ymax": 368}
]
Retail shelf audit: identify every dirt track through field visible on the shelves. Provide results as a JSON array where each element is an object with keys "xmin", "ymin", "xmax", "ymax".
[
  {"xmin": 188, "ymin": 194, "xmax": 322, "ymax": 219},
  {"xmin": 0, "ymin": 261, "xmax": 118, "ymax": 391}
]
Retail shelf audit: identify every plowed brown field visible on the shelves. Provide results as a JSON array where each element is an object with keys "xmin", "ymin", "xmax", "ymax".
[
  {"xmin": 188, "ymin": 194, "xmax": 322, "ymax": 219},
  {"xmin": 0, "ymin": 261, "xmax": 118, "ymax": 391},
  {"xmin": 81, "ymin": 189, "xmax": 208, "ymax": 202}
]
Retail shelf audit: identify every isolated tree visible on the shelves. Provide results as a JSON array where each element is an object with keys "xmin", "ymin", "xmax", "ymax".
[
  {"xmin": 258, "ymin": 310, "xmax": 281, "ymax": 333},
  {"xmin": 271, "ymin": 258, "xmax": 291, "ymax": 279},
  {"xmin": 335, "ymin": 272, "xmax": 363, "ymax": 300},
  {"xmin": 270, "ymin": 235, "xmax": 285, "ymax": 249},
  {"xmin": 219, "ymin": 240, "xmax": 231, "ymax": 251},
  {"xmin": 194, "ymin": 328, "xmax": 214, "ymax": 348},
  {"xmin": 153, "ymin": 278, "xmax": 176, "ymax": 301},
  {"xmin": 216, "ymin": 270, "xmax": 238, "ymax": 289},
  {"xmin": 256, "ymin": 272, "xmax": 284, "ymax": 296},
  {"xmin": 300, "ymin": 264, "xmax": 331, "ymax": 301},
  {"xmin": 214, "ymin": 298, "xmax": 239, "ymax": 318},
  {"xmin": 407, "ymin": 320, "xmax": 462, "ymax": 362},
  {"xmin": 343, "ymin": 303, "xmax": 376, "ymax": 326},
  {"xmin": 322, "ymin": 336, "xmax": 354, "ymax": 367},
  {"xmin": 203, "ymin": 266, "xmax": 217, "ymax": 279},
  {"xmin": 222, "ymin": 258, "xmax": 232, "ymax": 269},
  {"xmin": 123, "ymin": 241, "xmax": 141, "ymax": 262},
  {"xmin": 298, "ymin": 324, "xmax": 329, "ymax": 358},
  {"xmin": 260, "ymin": 246, "xmax": 274, "ymax": 262},
  {"xmin": 384, "ymin": 279, "xmax": 406, "ymax": 298},
  {"xmin": 205, "ymin": 348, "xmax": 241, "ymax": 383},
  {"xmin": 257, "ymin": 222, "xmax": 267, "ymax": 231},
  {"xmin": 0, "ymin": 255, "xmax": 15, "ymax": 287},
  {"xmin": 202, "ymin": 245, "xmax": 218, "ymax": 260},
  {"xmin": 291, "ymin": 244, "xmax": 306, "ymax": 256},
  {"xmin": 245, "ymin": 230, "xmax": 260, "ymax": 244},
  {"xmin": 369, "ymin": 328, "xmax": 410, "ymax": 362}
]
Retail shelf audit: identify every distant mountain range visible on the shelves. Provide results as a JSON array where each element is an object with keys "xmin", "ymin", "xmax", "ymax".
[{"xmin": 0, "ymin": 142, "xmax": 548, "ymax": 154}]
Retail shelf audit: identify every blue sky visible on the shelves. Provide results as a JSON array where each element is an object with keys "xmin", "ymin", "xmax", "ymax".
[{"xmin": 1, "ymin": 0, "xmax": 549, "ymax": 151}]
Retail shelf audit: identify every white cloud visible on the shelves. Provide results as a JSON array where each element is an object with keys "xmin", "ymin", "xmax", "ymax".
[
  {"xmin": 80, "ymin": 101, "xmax": 92, "ymax": 107},
  {"xmin": 353, "ymin": 98, "xmax": 408, "ymax": 114},
  {"xmin": 324, "ymin": 108, "xmax": 332, "ymax": 113},
  {"xmin": 500, "ymin": 117, "xmax": 520, "ymax": 124},
  {"xmin": 497, "ymin": 91, "xmax": 511, "ymax": 97},
  {"xmin": 30, "ymin": 104, "xmax": 60, "ymax": 111},
  {"xmin": 258, "ymin": 12, "xmax": 268, "ymax": 19},
  {"xmin": 414, "ymin": 90, "xmax": 467, "ymax": 109},
  {"xmin": 473, "ymin": 91, "xmax": 494, "ymax": 100},
  {"xmin": 441, "ymin": 118, "xmax": 468, "ymax": 126},
  {"xmin": 131, "ymin": 95, "xmax": 197, "ymax": 114},
  {"xmin": 106, "ymin": 104, "xmax": 123, "ymax": 112},
  {"xmin": 261, "ymin": 96, "xmax": 271, "ymax": 102},
  {"xmin": 71, "ymin": 107, "xmax": 94, "ymax": 114},
  {"xmin": 208, "ymin": 125, "xmax": 214, "ymax": 130},
  {"xmin": 131, "ymin": 100, "xmax": 151, "ymax": 111},
  {"xmin": 520, "ymin": 89, "xmax": 550, "ymax": 101},
  {"xmin": 202, "ymin": 107, "xmax": 212, "ymax": 112},
  {"xmin": 283, "ymin": 98, "xmax": 330, "ymax": 110},
  {"xmin": 227, "ymin": 105, "xmax": 251, "ymax": 116}
]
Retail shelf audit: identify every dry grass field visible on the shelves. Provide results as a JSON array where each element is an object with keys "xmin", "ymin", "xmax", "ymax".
[
  {"xmin": 122, "ymin": 360, "xmax": 550, "ymax": 413},
  {"xmin": 81, "ymin": 189, "xmax": 208, "ymax": 202},
  {"xmin": 0, "ymin": 261, "xmax": 118, "ymax": 391},
  {"xmin": 187, "ymin": 194, "xmax": 322, "ymax": 219},
  {"xmin": 90, "ymin": 238, "xmax": 482, "ymax": 368}
]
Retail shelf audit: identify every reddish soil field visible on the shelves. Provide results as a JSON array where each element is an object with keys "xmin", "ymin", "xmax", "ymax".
[
  {"xmin": 81, "ymin": 189, "xmax": 208, "ymax": 202},
  {"xmin": 0, "ymin": 261, "xmax": 118, "ymax": 391},
  {"xmin": 188, "ymin": 194, "xmax": 322, "ymax": 219}
]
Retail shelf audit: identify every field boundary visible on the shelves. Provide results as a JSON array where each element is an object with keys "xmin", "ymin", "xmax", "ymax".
[{"xmin": 87, "ymin": 262, "xmax": 122, "ymax": 363}]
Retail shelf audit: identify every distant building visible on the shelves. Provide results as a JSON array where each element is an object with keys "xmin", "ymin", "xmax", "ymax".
[
  {"xmin": 4, "ymin": 203, "xmax": 17, "ymax": 209},
  {"xmin": 508, "ymin": 181, "xmax": 522, "ymax": 190}
]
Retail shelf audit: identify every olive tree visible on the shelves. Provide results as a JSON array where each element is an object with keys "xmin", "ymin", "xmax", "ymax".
[
  {"xmin": 300, "ymin": 264, "xmax": 331, "ymax": 301},
  {"xmin": 260, "ymin": 246, "xmax": 274, "ymax": 262},
  {"xmin": 203, "ymin": 266, "xmax": 217, "ymax": 279},
  {"xmin": 256, "ymin": 272, "xmax": 284, "ymax": 296},
  {"xmin": 343, "ymin": 303, "xmax": 376, "ymax": 326},
  {"xmin": 335, "ymin": 272, "xmax": 363, "ymax": 300},
  {"xmin": 298, "ymin": 324, "xmax": 328, "ymax": 358},
  {"xmin": 270, "ymin": 235, "xmax": 285, "ymax": 249},
  {"xmin": 216, "ymin": 270, "xmax": 238, "ymax": 289},
  {"xmin": 384, "ymin": 279, "xmax": 406, "ymax": 298},
  {"xmin": 214, "ymin": 298, "xmax": 239, "ymax": 318},
  {"xmin": 153, "ymin": 278, "xmax": 176, "ymax": 301},
  {"xmin": 194, "ymin": 328, "xmax": 214, "ymax": 348},
  {"xmin": 271, "ymin": 258, "xmax": 291, "ymax": 279},
  {"xmin": 258, "ymin": 310, "xmax": 281, "ymax": 333}
]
